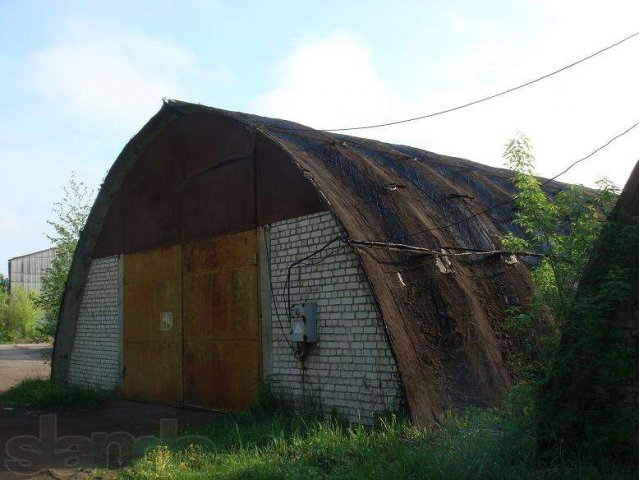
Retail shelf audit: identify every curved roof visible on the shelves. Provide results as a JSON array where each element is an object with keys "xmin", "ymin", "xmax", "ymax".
[{"xmin": 52, "ymin": 100, "xmax": 566, "ymax": 425}]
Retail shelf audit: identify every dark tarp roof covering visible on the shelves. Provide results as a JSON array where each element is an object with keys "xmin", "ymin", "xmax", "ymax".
[{"xmin": 53, "ymin": 100, "xmax": 569, "ymax": 425}]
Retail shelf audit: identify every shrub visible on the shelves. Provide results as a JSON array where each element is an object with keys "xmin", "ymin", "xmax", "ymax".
[{"xmin": 0, "ymin": 286, "xmax": 44, "ymax": 342}]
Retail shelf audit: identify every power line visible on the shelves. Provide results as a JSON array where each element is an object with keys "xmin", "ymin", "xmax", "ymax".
[
  {"xmin": 273, "ymin": 32, "xmax": 637, "ymax": 133},
  {"xmin": 401, "ymin": 122, "xmax": 638, "ymax": 241}
]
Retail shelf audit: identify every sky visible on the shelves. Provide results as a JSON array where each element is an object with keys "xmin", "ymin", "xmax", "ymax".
[{"xmin": 1, "ymin": 0, "xmax": 638, "ymax": 274}]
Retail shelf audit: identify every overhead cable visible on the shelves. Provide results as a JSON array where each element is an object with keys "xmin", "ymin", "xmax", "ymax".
[
  {"xmin": 401, "ymin": 122, "xmax": 638, "ymax": 241},
  {"xmin": 274, "ymin": 32, "xmax": 637, "ymax": 133}
]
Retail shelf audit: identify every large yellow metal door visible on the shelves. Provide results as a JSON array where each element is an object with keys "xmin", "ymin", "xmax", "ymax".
[
  {"xmin": 182, "ymin": 230, "xmax": 260, "ymax": 411},
  {"xmin": 123, "ymin": 245, "xmax": 182, "ymax": 406}
]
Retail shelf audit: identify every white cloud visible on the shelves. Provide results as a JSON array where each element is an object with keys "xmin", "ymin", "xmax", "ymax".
[
  {"xmin": 27, "ymin": 21, "xmax": 224, "ymax": 130},
  {"xmin": 250, "ymin": 4, "xmax": 639, "ymax": 188},
  {"xmin": 250, "ymin": 33, "xmax": 393, "ymax": 128}
]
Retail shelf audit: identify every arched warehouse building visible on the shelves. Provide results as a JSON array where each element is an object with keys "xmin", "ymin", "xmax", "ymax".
[{"xmin": 52, "ymin": 100, "xmax": 560, "ymax": 425}]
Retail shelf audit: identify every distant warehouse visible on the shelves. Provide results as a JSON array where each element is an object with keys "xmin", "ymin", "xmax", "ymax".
[{"xmin": 8, "ymin": 247, "xmax": 56, "ymax": 293}]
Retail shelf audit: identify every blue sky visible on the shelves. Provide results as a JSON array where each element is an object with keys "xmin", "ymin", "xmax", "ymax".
[{"xmin": 1, "ymin": 0, "xmax": 638, "ymax": 273}]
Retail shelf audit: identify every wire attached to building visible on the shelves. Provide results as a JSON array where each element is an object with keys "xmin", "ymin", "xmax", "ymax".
[
  {"xmin": 276, "ymin": 123, "xmax": 637, "ymax": 294},
  {"xmin": 285, "ymin": 237, "xmax": 344, "ymax": 322},
  {"xmin": 264, "ymin": 230, "xmax": 347, "ymax": 361},
  {"xmin": 262, "ymin": 231, "xmax": 299, "ymax": 357},
  {"xmin": 347, "ymin": 239, "xmax": 544, "ymax": 257},
  {"xmin": 272, "ymin": 33, "xmax": 637, "ymax": 133},
  {"xmin": 268, "ymin": 121, "xmax": 637, "ymax": 363}
]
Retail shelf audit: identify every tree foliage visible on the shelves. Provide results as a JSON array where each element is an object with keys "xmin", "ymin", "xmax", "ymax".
[
  {"xmin": 503, "ymin": 134, "xmax": 617, "ymax": 319},
  {"xmin": 0, "ymin": 286, "xmax": 43, "ymax": 342},
  {"xmin": 502, "ymin": 133, "xmax": 637, "ymax": 466},
  {"xmin": 501, "ymin": 133, "xmax": 618, "ymax": 381},
  {"xmin": 537, "ymin": 164, "xmax": 638, "ymax": 465},
  {"xmin": 37, "ymin": 172, "xmax": 94, "ymax": 337},
  {"xmin": 0, "ymin": 273, "xmax": 9, "ymax": 295}
]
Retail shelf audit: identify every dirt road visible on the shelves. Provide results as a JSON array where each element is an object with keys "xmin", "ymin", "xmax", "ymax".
[
  {"xmin": 0, "ymin": 399, "xmax": 219, "ymax": 478},
  {"xmin": 0, "ymin": 344, "xmax": 219, "ymax": 479},
  {"xmin": 0, "ymin": 344, "xmax": 52, "ymax": 393}
]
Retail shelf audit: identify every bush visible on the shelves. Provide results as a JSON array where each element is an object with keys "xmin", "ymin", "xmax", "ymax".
[{"xmin": 0, "ymin": 286, "xmax": 44, "ymax": 342}]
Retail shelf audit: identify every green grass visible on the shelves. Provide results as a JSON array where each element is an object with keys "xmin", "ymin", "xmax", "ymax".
[
  {"xmin": 0, "ymin": 378, "xmax": 109, "ymax": 408},
  {"xmin": 118, "ymin": 403, "xmax": 635, "ymax": 480}
]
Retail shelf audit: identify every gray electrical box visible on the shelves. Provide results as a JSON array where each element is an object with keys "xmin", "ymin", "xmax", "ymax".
[{"xmin": 290, "ymin": 303, "xmax": 318, "ymax": 343}]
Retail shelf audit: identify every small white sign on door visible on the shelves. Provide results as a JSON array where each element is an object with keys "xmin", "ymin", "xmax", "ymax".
[{"xmin": 160, "ymin": 312, "xmax": 173, "ymax": 331}]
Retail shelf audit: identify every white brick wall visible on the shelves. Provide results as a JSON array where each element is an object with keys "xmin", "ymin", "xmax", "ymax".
[
  {"xmin": 268, "ymin": 211, "xmax": 402, "ymax": 423},
  {"xmin": 68, "ymin": 256, "xmax": 121, "ymax": 389}
]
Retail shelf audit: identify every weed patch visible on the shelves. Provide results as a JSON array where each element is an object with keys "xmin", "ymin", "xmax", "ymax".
[
  {"xmin": 0, "ymin": 378, "xmax": 109, "ymax": 408},
  {"xmin": 118, "ymin": 406, "xmax": 633, "ymax": 480}
]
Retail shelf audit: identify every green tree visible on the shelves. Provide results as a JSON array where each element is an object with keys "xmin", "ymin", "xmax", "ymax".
[
  {"xmin": 0, "ymin": 281, "xmax": 8, "ymax": 341},
  {"xmin": 37, "ymin": 172, "xmax": 94, "ymax": 337},
  {"xmin": 537, "ymin": 164, "xmax": 638, "ymax": 465},
  {"xmin": 0, "ymin": 273, "xmax": 9, "ymax": 295},
  {"xmin": 502, "ymin": 133, "xmax": 637, "ymax": 466},
  {"xmin": 501, "ymin": 133, "xmax": 618, "ymax": 381},
  {"xmin": 0, "ymin": 286, "xmax": 43, "ymax": 342}
]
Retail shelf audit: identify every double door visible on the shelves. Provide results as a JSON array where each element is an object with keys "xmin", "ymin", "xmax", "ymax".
[{"xmin": 122, "ymin": 230, "xmax": 260, "ymax": 411}]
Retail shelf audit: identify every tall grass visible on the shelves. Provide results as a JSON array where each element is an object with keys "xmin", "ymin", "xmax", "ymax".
[
  {"xmin": 0, "ymin": 378, "xmax": 108, "ymax": 408},
  {"xmin": 120, "ymin": 390, "xmax": 633, "ymax": 480}
]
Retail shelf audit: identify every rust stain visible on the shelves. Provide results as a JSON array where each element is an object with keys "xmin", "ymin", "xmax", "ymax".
[
  {"xmin": 182, "ymin": 230, "xmax": 260, "ymax": 411},
  {"xmin": 123, "ymin": 245, "xmax": 182, "ymax": 406}
]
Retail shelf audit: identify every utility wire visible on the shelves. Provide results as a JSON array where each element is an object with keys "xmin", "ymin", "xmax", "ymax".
[
  {"xmin": 262, "ymin": 231, "xmax": 298, "ymax": 355},
  {"xmin": 400, "ymin": 122, "xmax": 638, "ymax": 241},
  {"xmin": 347, "ymin": 240, "xmax": 544, "ymax": 257},
  {"xmin": 273, "ymin": 33, "xmax": 637, "ymax": 133},
  {"xmin": 269, "ymin": 122, "xmax": 637, "ymax": 306}
]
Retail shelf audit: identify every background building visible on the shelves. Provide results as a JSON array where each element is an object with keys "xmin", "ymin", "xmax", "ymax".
[{"xmin": 8, "ymin": 247, "xmax": 56, "ymax": 293}]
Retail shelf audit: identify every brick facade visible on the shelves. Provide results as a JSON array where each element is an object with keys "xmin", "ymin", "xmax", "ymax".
[
  {"xmin": 267, "ymin": 211, "xmax": 402, "ymax": 423},
  {"xmin": 66, "ymin": 213, "xmax": 402, "ymax": 422},
  {"xmin": 68, "ymin": 255, "xmax": 121, "ymax": 389}
]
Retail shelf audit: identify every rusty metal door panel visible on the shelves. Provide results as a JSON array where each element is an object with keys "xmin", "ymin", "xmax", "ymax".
[
  {"xmin": 183, "ymin": 230, "xmax": 257, "ymax": 273},
  {"xmin": 176, "ymin": 113, "xmax": 254, "ymax": 179},
  {"xmin": 123, "ymin": 245, "xmax": 182, "ymax": 406},
  {"xmin": 183, "ymin": 339, "xmax": 260, "ymax": 411},
  {"xmin": 122, "ymin": 342, "xmax": 182, "ymax": 404},
  {"xmin": 182, "ymin": 230, "xmax": 260, "ymax": 411},
  {"xmin": 255, "ymin": 134, "xmax": 325, "ymax": 226},
  {"xmin": 180, "ymin": 159, "xmax": 256, "ymax": 243},
  {"xmin": 123, "ymin": 185, "xmax": 180, "ymax": 254},
  {"xmin": 183, "ymin": 267, "xmax": 259, "ymax": 340}
]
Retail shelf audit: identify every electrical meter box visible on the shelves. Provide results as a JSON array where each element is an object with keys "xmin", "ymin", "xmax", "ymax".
[{"xmin": 290, "ymin": 303, "xmax": 318, "ymax": 343}]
